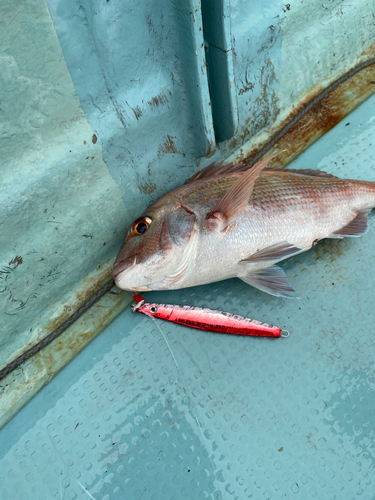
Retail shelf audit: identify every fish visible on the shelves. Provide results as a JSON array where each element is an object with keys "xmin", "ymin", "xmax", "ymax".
[
  {"xmin": 112, "ymin": 151, "xmax": 375, "ymax": 297},
  {"xmin": 131, "ymin": 294, "xmax": 288, "ymax": 337}
]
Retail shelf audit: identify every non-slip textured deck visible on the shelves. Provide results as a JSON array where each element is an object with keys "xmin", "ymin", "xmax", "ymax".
[{"xmin": 1, "ymin": 96, "xmax": 375, "ymax": 500}]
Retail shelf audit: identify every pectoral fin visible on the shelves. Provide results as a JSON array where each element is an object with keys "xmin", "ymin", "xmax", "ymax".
[
  {"xmin": 206, "ymin": 151, "xmax": 283, "ymax": 225},
  {"xmin": 239, "ymin": 265, "xmax": 297, "ymax": 298},
  {"xmin": 241, "ymin": 241, "xmax": 301, "ymax": 262}
]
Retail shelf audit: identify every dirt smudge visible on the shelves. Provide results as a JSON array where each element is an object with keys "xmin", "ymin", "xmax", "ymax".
[
  {"xmin": 9, "ymin": 256, "xmax": 23, "ymax": 268},
  {"xmin": 139, "ymin": 180, "xmax": 157, "ymax": 195},
  {"xmin": 132, "ymin": 106, "xmax": 142, "ymax": 120},
  {"xmin": 239, "ymin": 45, "xmax": 375, "ymax": 170},
  {"xmin": 158, "ymin": 135, "xmax": 178, "ymax": 154},
  {"xmin": 148, "ymin": 92, "xmax": 171, "ymax": 108}
]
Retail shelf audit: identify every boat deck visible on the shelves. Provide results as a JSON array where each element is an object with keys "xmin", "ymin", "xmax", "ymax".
[{"xmin": 1, "ymin": 94, "xmax": 375, "ymax": 500}]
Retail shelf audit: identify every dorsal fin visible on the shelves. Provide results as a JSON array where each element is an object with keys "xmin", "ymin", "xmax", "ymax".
[
  {"xmin": 186, "ymin": 159, "xmax": 248, "ymax": 184},
  {"xmin": 265, "ymin": 168, "xmax": 338, "ymax": 179},
  {"xmin": 187, "ymin": 155, "xmax": 337, "ymax": 184},
  {"xmin": 206, "ymin": 151, "xmax": 282, "ymax": 225}
]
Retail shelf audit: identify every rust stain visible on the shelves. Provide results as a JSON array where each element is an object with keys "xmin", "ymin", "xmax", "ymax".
[
  {"xmin": 239, "ymin": 46, "xmax": 375, "ymax": 169},
  {"xmin": 0, "ymin": 285, "xmax": 132, "ymax": 429},
  {"xmin": 42, "ymin": 289, "xmax": 130, "ymax": 369},
  {"xmin": 44, "ymin": 264, "xmax": 113, "ymax": 338},
  {"xmin": 313, "ymin": 238, "xmax": 346, "ymax": 263},
  {"xmin": 92, "ymin": 134, "xmax": 97, "ymax": 144},
  {"xmin": 9, "ymin": 256, "xmax": 23, "ymax": 268},
  {"xmin": 158, "ymin": 135, "xmax": 178, "ymax": 154},
  {"xmin": 205, "ymin": 139, "xmax": 215, "ymax": 159},
  {"xmin": 311, "ymin": 239, "xmax": 348, "ymax": 291},
  {"xmin": 229, "ymin": 60, "xmax": 279, "ymax": 152}
]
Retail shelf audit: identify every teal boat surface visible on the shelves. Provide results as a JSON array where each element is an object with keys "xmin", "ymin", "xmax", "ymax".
[{"xmin": 1, "ymin": 0, "xmax": 375, "ymax": 498}]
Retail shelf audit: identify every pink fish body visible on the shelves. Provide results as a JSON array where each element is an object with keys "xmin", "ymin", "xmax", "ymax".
[
  {"xmin": 113, "ymin": 152, "xmax": 375, "ymax": 297},
  {"xmin": 132, "ymin": 295, "xmax": 284, "ymax": 337}
]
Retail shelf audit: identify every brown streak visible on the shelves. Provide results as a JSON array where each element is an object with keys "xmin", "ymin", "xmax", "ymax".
[{"xmin": 239, "ymin": 46, "xmax": 375, "ymax": 170}]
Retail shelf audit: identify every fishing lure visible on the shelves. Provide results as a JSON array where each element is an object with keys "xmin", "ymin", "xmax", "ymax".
[{"xmin": 132, "ymin": 295, "xmax": 289, "ymax": 338}]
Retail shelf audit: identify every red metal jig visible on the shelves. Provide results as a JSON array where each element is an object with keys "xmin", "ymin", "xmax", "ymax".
[{"xmin": 131, "ymin": 295, "xmax": 289, "ymax": 338}]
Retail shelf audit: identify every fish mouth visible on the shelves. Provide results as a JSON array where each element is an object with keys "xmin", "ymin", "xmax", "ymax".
[
  {"xmin": 130, "ymin": 285, "xmax": 152, "ymax": 292},
  {"xmin": 112, "ymin": 254, "xmax": 137, "ymax": 280}
]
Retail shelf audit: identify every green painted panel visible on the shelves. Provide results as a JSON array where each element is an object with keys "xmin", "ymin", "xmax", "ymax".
[
  {"xmin": 0, "ymin": 0, "xmax": 126, "ymax": 369},
  {"xmin": 2, "ymin": 0, "xmax": 375, "ymax": 425},
  {"xmin": 1, "ymin": 92, "xmax": 375, "ymax": 499}
]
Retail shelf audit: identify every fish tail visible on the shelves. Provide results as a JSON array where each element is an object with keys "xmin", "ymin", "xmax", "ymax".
[
  {"xmin": 354, "ymin": 180, "xmax": 375, "ymax": 208},
  {"xmin": 327, "ymin": 180, "xmax": 375, "ymax": 239}
]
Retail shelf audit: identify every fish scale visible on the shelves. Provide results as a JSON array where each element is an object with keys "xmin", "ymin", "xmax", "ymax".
[{"xmin": 113, "ymin": 153, "xmax": 375, "ymax": 297}]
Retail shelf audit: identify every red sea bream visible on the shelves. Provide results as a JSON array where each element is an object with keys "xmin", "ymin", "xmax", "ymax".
[{"xmin": 112, "ymin": 152, "xmax": 375, "ymax": 297}]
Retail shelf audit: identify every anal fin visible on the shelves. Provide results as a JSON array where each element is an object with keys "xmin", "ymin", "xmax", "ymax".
[
  {"xmin": 239, "ymin": 265, "xmax": 297, "ymax": 298},
  {"xmin": 241, "ymin": 241, "xmax": 301, "ymax": 262},
  {"xmin": 329, "ymin": 209, "xmax": 371, "ymax": 238}
]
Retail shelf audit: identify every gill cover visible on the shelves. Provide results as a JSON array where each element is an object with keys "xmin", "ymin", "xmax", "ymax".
[{"xmin": 147, "ymin": 205, "xmax": 198, "ymax": 289}]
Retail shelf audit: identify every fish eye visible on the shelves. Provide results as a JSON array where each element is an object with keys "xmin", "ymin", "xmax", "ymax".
[
  {"xmin": 132, "ymin": 216, "xmax": 152, "ymax": 235},
  {"xmin": 150, "ymin": 306, "xmax": 158, "ymax": 313}
]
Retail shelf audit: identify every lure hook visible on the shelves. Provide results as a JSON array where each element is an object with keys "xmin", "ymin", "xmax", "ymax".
[{"xmin": 131, "ymin": 300, "xmax": 145, "ymax": 313}]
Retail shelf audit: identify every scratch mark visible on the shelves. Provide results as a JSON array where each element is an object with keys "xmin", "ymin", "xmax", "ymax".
[
  {"xmin": 132, "ymin": 106, "xmax": 142, "ymax": 120},
  {"xmin": 47, "ymin": 431, "xmax": 67, "ymax": 500},
  {"xmin": 76, "ymin": 480, "xmax": 96, "ymax": 500},
  {"xmin": 238, "ymin": 71, "xmax": 254, "ymax": 95},
  {"xmin": 146, "ymin": 315, "xmax": 206, "ymax": 444},
  {"xmin": 14, "ymin": 298, "xmax": 29, "ymax": 311}
]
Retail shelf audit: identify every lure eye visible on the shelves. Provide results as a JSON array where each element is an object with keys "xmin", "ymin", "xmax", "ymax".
[
  {"xmin": 132, "ymin": 216, "xmax": 152, "ymax": 235},
  {"xmin": 150, "ymin": 306, "xmax": 158, "ymax": 313}
]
